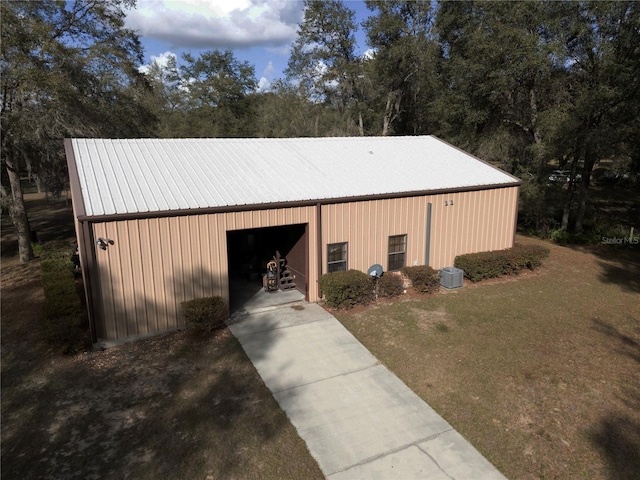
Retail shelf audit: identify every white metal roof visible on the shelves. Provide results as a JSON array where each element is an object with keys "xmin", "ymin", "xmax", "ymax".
[{"xmin": 68, "ymin": 136, "xmax": 520, "ymax": 217}]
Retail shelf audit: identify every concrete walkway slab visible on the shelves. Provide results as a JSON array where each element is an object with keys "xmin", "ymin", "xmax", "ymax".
[
  {"xmin": 227, "ymin": 303, "xmax": 507, "ymax": 479},
  {"xmin": 328, "ymin": 445, "xmax": 452, "ymax": 480},
  {"xmin": 274, "ymin": 364, "xmax": 452, "ymax": 475},
  {"xmin": 229, "ymin": 306, "xmax": 378, "ymax": 392}
]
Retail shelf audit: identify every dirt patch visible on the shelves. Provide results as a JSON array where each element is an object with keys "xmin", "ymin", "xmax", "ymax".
[{"xmin": 410, "ymin": 307, "xmax": 452, "ymax": 332}]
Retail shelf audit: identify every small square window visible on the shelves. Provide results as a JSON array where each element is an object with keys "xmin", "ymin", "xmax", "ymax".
[
  {"xmin": 388, "ymin": 235, "xmax": 407, "ymax": 271},
  {"xmin": 327, "ymin": 242, "xmax": 347, "ymax": 273}
]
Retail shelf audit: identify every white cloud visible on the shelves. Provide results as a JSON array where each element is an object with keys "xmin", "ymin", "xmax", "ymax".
[
  {"xmin": 138, "ymin": 50, "xmax": 178, "ymax": 74},
  {"xmin": 362, "ymin": 48, "xmax": 376, "ymax": 60},
  {"xmin": 263, "ymin": 61, "xmax": 274, "ymax": 76},
  {"xmin": 255, "ymin": 62, "xmax": 276, "ymax": 91},
  {"xmin": 257, "ymin": 76, "xmax": 271, "ymax": 92},
  {"xmin": 126, "ymin": 0, "xmax": 304, "ymax": 49}
]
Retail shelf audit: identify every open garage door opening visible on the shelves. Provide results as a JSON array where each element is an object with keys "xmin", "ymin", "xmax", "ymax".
[{"xmin": 227, "ymin": 224, "xmax": 308, "ymax": 313}]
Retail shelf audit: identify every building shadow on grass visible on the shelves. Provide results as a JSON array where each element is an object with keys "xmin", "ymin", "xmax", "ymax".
[{"xmin": 589, "ymin": 318, "xmax": 640, "ymax": 480}]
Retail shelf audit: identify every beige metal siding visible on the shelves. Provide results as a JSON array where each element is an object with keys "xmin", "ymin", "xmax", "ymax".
[
  {"xmin": 90, "ymin": 188, "xmax": 516, "ymax": 341},
  {"xmin": 322, "ymin": 197, "xmax": 427, "ymax": 273},
  {"xmin": 429, "ymin": 187, "xmax": 518, "ymax": 268},
  {"xmin": 321, "ymin": 186, "xmax": 519, "ymax": 274},
  {"xmin": 92, "ymin": 206, "xmax": 317, "ymax": 341}
]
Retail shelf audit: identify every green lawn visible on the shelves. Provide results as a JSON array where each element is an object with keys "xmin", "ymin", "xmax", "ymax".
[{"xmin": 333, "ymin": 236, "xmax": 640, "ymax": 480}]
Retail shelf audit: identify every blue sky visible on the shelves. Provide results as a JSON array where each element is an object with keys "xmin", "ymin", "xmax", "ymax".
[{"xmin": 124, "ymin": 0, "xmax": 372, "ymax": 90}]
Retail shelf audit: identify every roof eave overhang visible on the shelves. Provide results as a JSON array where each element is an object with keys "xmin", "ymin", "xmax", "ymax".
[{"xmin": 76, "ymin": 181, "xmax": 522, "ymax": 223}]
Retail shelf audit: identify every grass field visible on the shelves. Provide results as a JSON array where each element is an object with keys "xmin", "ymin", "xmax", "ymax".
[
  {"xmin": 333, "ymin": 236, "xmax": 640, "ymax": 480},
  {"xmin": 1, "ymin": 193, "xmax": 323, "ymax": 480}
]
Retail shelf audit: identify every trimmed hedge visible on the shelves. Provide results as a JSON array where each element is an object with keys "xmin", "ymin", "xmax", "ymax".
[
  {"xmin": 401, "ymin": 265, "xmax": 440, "ymax": 294},
  {"xmin": 454, "ymin": 243, "xmax": 550, "ymax": 282},
  {"xmin": 377, "ymin": 272, "xmax": 404, "ymax": 298},
  {"xmin": 319, "ymin": 269, "xmax": 374, "ymax": 309},
  {"xmin": 181, "ymin": 296, "xmax": 229, "ymax": 331},
  {"xmin": 40, "ymin": 241, "xmax": 84, "ymax": 353}
]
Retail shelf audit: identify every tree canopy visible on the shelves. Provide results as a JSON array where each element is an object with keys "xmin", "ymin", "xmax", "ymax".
[
  {"xmin": 1, "ymin": 0, "xmax": 155, "ymax": 262},
  {"xmin": 2, "ymin": 0, "xmax": 639, "ymax": 263}
]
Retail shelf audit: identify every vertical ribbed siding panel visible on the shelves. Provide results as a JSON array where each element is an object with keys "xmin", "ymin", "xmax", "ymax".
[
  {"xmin": 468, "ymin": 190, "xmax": 479, "ymax": 253},
  {"xmin": 215, "ymin": 213, "xmax": 230, "ymax": 301},
  {"xmin": 456, "ymin": 193, "xmax": 464, "ymax": 256},
  {"xmin": 165, "ymin": 216, "xmax": 180, "ymax": 329},
  {"xmin": 157, "ymin": 218, "xmax": 179, "ymax": 330},
  {"xmin": 509, "ymin": 187, "xmax": 518, "ymax": 243},
  {"xmin": 93, "ymin": 223, "xmax": 123, "ymax": 339},
  {"xmin": 486, "ymin": 188, "xmax": 496, "ymax": 250},
  {"xmin": 306, "ymin": 211, "xmax": 318, "ymax": 302},
  {"xmin": 115, "ymin": 222, "xmax": 131, "ymax": 338},
  {"xmin": 189, "ymin": 216, "xmax": 201, "ymax": 299},
  {"xmin": 125, "ymin": 220, "xmax": 145, "ymax": 335},
  {"xmin": 150, "ymin": 217, "xmax": 167, "ymax": 332},
  {"xmin": 197, "ymin": 215, "xmax": 211, "ymax": 298},
  {"xmin": 94, "ymin": 226, "xmax": 110, "ymax": 338},
  {"xmin": 139, "ymin": 219, "xmax": 155, "ymax": 334}
]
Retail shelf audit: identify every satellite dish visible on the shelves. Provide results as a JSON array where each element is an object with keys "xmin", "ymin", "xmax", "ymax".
[{"xmin": 367, "ymin": 264, "xmax": 383, "ymax": 278}]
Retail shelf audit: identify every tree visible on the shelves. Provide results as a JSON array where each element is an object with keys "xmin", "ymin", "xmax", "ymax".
[
  {"xmin": 363, "ymin": 0, "xmax": 439, "ymax": 135},
  {"xmin": 286, "ymin": 0, "xmax": 363, "ymax": 134},
  {"xmin": 434, "ymin": 0, "xmax": 560, "ymax": 171},
  {"xmin": 178, "ymin": 50, "xmax": 258, "ymax": 137},
  {"xmin": 548, "ymin": 1, "xmax": 640, "ymax": 232},
  {"xmin": 143, "ymin": 50, "xmax": 258, "ymax": 138},
  {"xmin": 254, "ymin": 80, "xmax": 349, "ymax": 138},
  {"xmin": 140, "ymin": 54, "xmax": 185, "ymax": 138},
  {"xmin": 1, "ymin": 0, "xmax": 155, "ymax": 263}
]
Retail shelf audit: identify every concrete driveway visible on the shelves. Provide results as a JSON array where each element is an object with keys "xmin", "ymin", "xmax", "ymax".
[{"xmin": 228, "ymin": 302, "xmax": 507, "ymax": 479}]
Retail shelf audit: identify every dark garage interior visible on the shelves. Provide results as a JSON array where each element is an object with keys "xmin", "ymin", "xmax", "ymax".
[{"xmin": 227, "ymin": 223, "xmax": 308, "ymax": 310}]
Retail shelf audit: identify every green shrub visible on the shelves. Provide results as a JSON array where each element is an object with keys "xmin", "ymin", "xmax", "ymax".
[
  {"xmin": 42, "ymin": 272, "xmax": 82, "ymax": 318},
  {"xmin": 454, "ymin": 244, "xmax": 549, "ymax": 282},
  {"xmin": 401, "ymin": 265, "xmax": 441, "ymax": 294},
  {"xmin": 40, "ymin": 241, "xmax": 85, "ymax": 354},
  {"xmin": 319, "ymin": 269, "xmax": 374, "ymax": 309},
  {"xmin": 549, "ymin": 227, "xmax": 571, "ymax": 245},
  {"xmin": 509, "ymin": 243, "xmax": 550, "ymax": 270},
  {"xmin": 32, "ymin": 242, "xmax": 43, "ymax": 257},
  {"xmin": 181, "ymin": 296, "xmax": 229, "ymax": 331},
  {"xmin": 41, "ymin": 241, "xmax": 75, "ymax": 273},
  {"xmin": 377, "ymin": 273, "xmax": 404, "ymax": 298}
]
